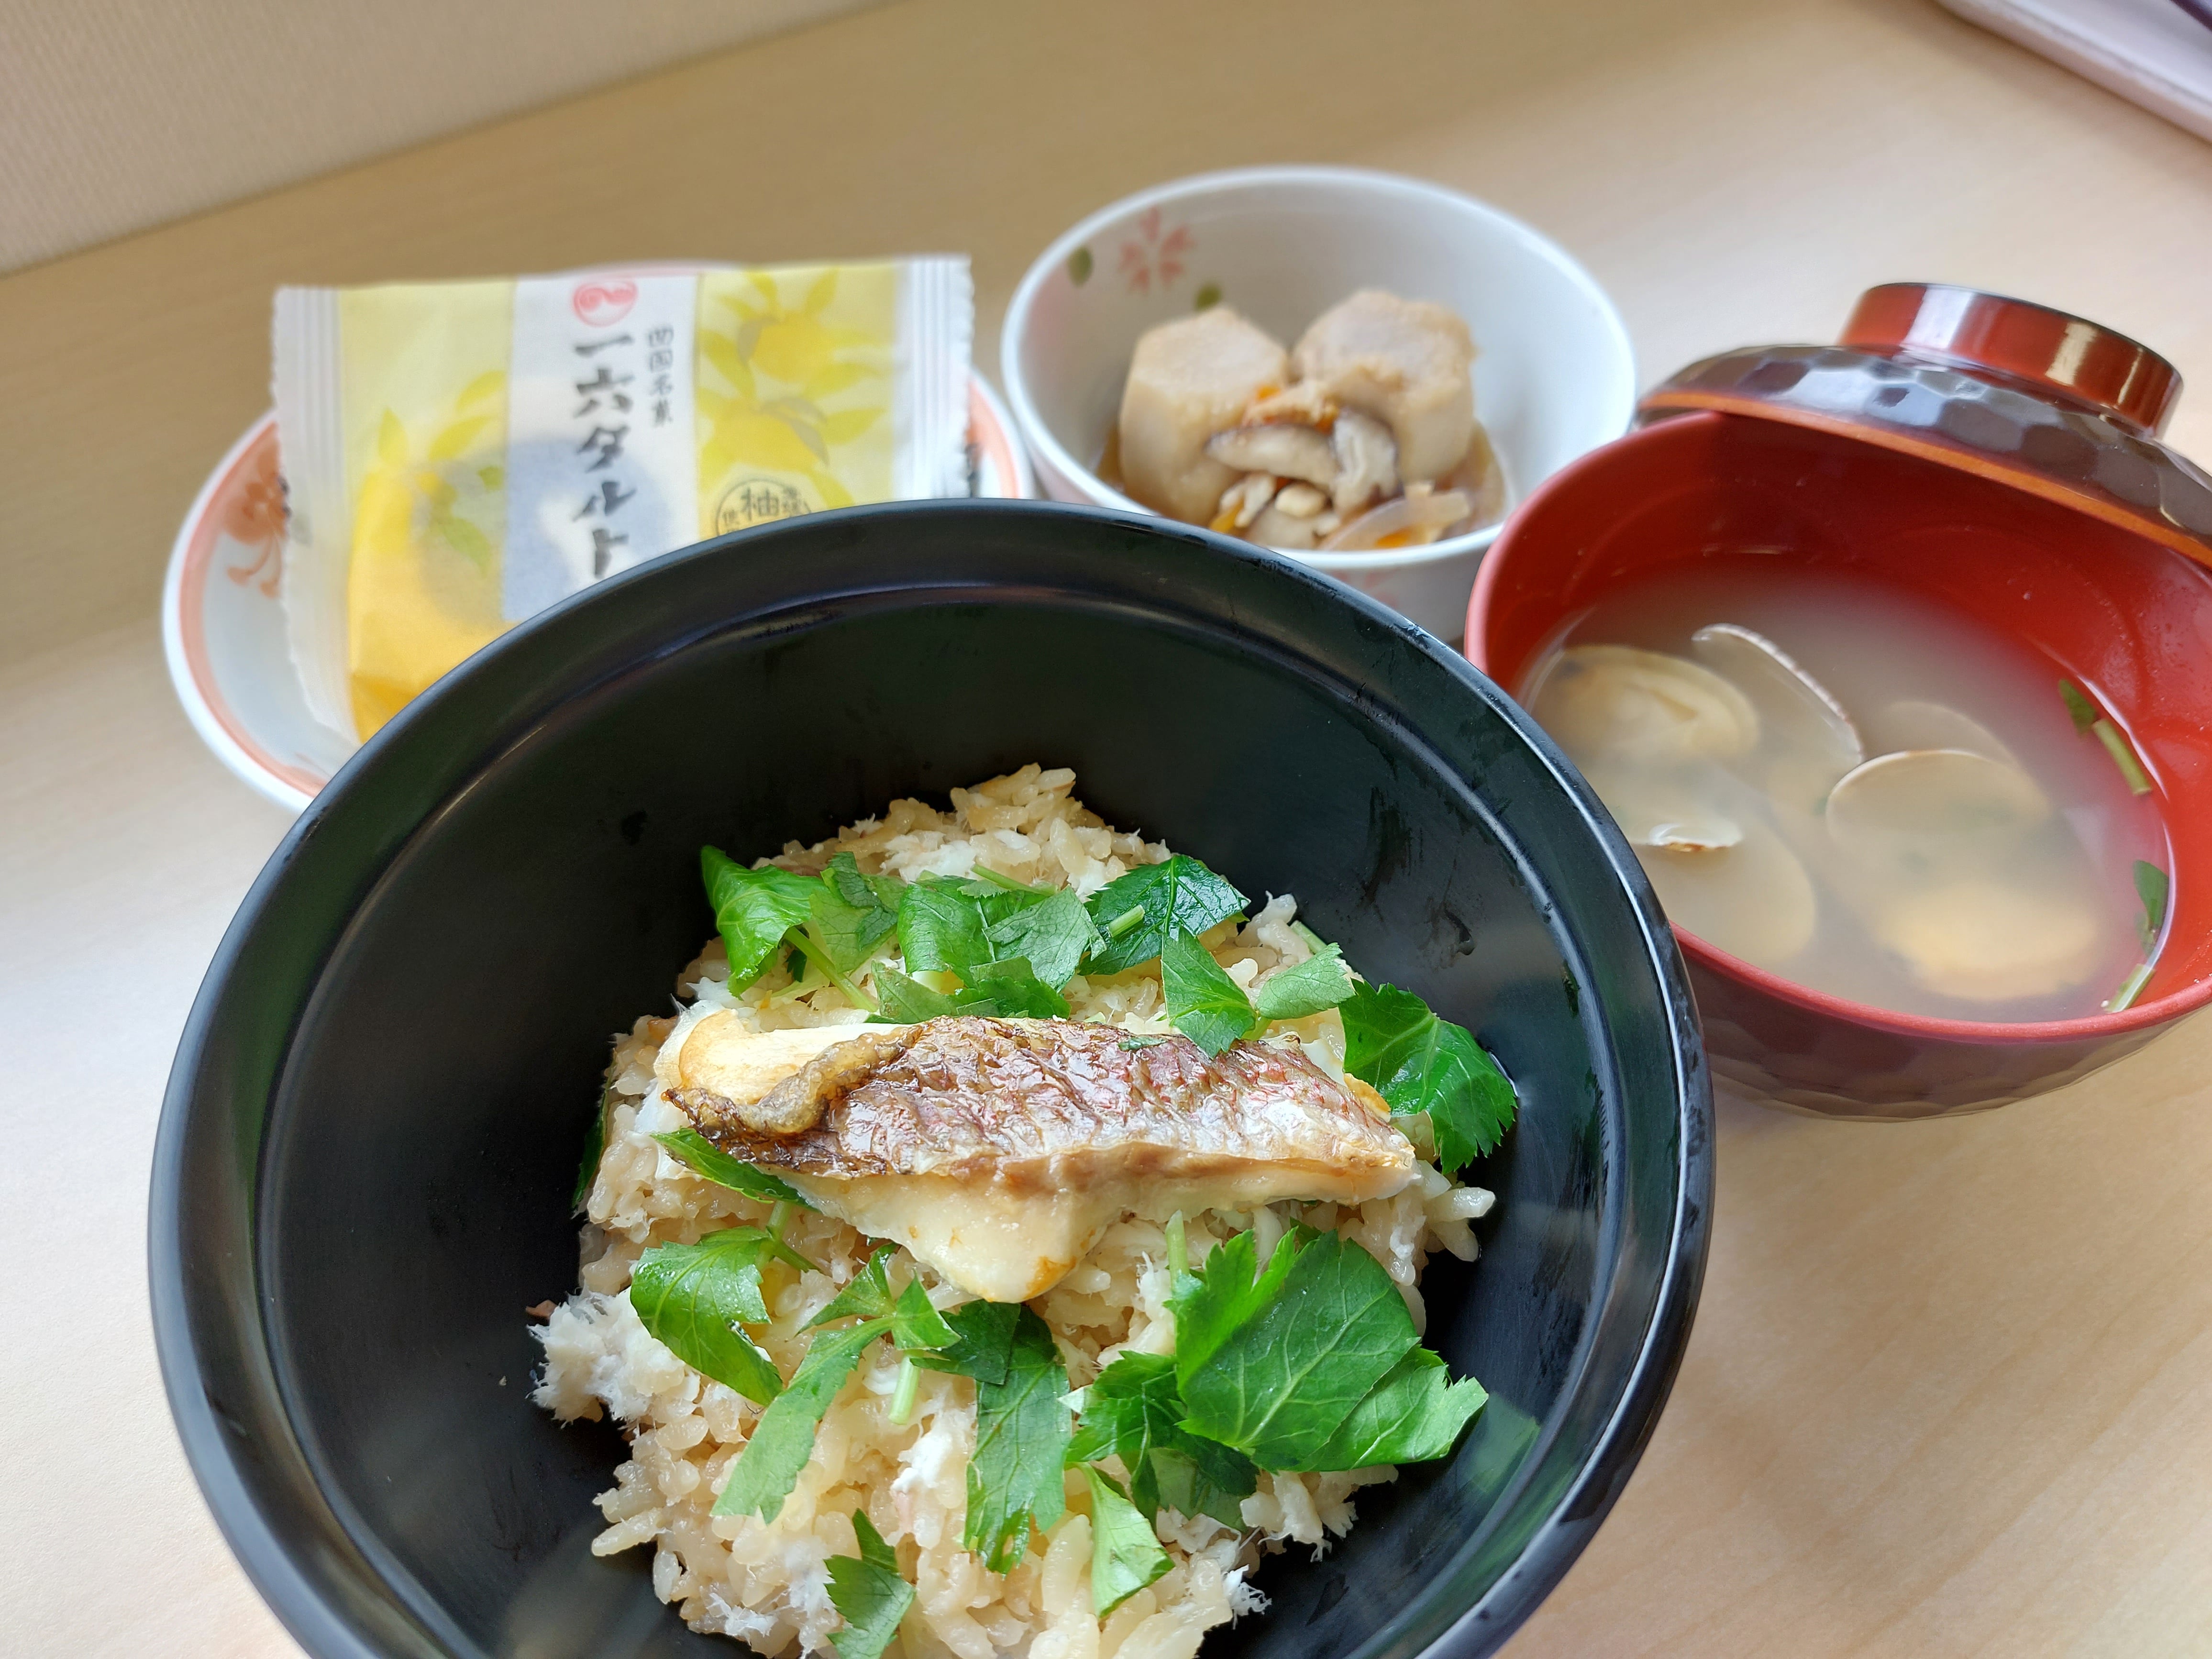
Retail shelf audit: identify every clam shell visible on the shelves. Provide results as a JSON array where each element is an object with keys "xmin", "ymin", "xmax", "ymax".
[
  {"xmin": 1690, "ymin": 623, "xmax": 1863, "ymax": 811},
  {"xmin": 1869, "ymin": 878, "xmax": 2103, "ymax": 1002},
  {"xmin": 1581, "ymin": 762, "xmax": 1745, "ymax": 852},
  {"xmin": 1863, "ymin": 699, "xmax": 2022, "ymax": 770},
  {"xmin": 1825, "ymin": 748, "xmax": 2051, "ymax": 879},
  {"xmin": 1636, "ymin": 817, "xmax": 1817, "ymax": 971},
  {"xmin": 1528, "ymin": 644, "xmax": 1759, "ymax": 769}
]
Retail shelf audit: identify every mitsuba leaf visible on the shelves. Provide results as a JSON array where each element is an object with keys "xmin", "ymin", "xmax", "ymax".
[
  {"xmin": 1083, "ymin": 855, "xmax": 1249, "ymax": 975},
  {"xmin": 1252, "ymin": 943, "xmax": 1356, "ymax": 1023},
  {"xmin": 2136, "ymin": 859, "xmax": 2170, "ymax": 949},
  {"xmin": 702, "ymin": 847, "xmax": 818, "ymax": 989},
  {"xmin": 962, "ymin": 957, "xmax": 1070, "ymax": 1018},
  {"xmin": 873, "ymin": 960, "xmax": 1069, "ymax": 1023},
  {"xmin": 986, "ymin": 886, "xmax": 1100, "ymax": 989},
  {"xmin": 811, "ymin": 853, "xmax": 906, "ymax": 974},
  {"xmin": 630, "ymin": 1229, "xmax": 786, "ymax": 1406},
  {"xmin": 897, "ymin": 875, "xmax": 1097, "ymax": 993},
  {"xmin": 907, "ymin": 1298, "xmax": 1018, "ymax": 1387},
  {"xmin": 1160, "ymin": 931, "xmax": 1259, "ymax": 1056},
  {"xmin": 1167, "ymin": 1228, "xmax": 1295, "ymax": 1381},
  {"xmin": 715, "ymin": 1318, "xmax": 886, "ymax": 1522},
  {"xmin": 826, "ymin": 1509, "xmax": 912, "ymax": 1659},
  {"xmin": 891, "ymin": 1277, "xmax": 958, "ymax": 1354},
  {"xmin": 1082, "ymin": 1467, "xmax": 1172, "ymax": 1616},
  {"xmin": 1169, "ymin": 1227, "xmax": 1418, "ymax": 1470},
  {"xmin": 1148, "ymin": 1441, "xmax": 1257, "ymax": 1531},
  {"xmin": 1067, "ymin": 1351, "xmax": 1256, "ymax": 1524},
  {"xmin": 1341, "ymin": 981, "xmax": 1517, "ymax": 1173},
  {"xmin": 1291, "ymin": 1347, "xmax": 1488, "ymax": 1471},
  {"xmin": 895, "ymin": 877, "xmax": 1003, "ymax": 976},
  {"xmin": 826, "ymin": 1510, "xmax": 914, "ymax": 1659},
  {"xmin": 963, "ymin": 1306, "xmax": 1072, "ymax": 1571},
  {"xmin": 653, "ymin": 1128, "xmax": 811, "ymax": 1209},
  {"xmin": 809, "ymin": 1245, "xmax": 899, "ymax": 1327},
  {"xmin": 572, "ymin": 1083, "xmax": 613, "ymax": 1216},
  {"xmin": 1068, "ymin": 1352, "xmax": 1179, "ymax": 1514},
  {"xmin": 872, "ymin": 966, "xmax": 964, "ymax": 1023}
]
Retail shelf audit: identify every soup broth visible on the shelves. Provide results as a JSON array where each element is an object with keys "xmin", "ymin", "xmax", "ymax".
[{"xmin": 1519, "ymin": 562, "xmax": 2171, "ymax": 1023}]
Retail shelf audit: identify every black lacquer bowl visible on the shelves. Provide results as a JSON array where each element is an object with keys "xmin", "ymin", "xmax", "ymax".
[{"xmin": 151, "ymin": 503, "xmax": 1711, "ymax": 1659}]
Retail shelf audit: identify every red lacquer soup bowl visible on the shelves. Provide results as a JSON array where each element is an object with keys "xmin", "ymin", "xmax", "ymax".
[{"xmin": 1466, "ymin": 287, "xmax": 2212, "ymax": 1118}]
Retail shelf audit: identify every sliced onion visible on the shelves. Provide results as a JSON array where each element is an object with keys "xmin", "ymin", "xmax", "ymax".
[{"xmin": 1318, "ymin": 488, "xmax": 1472, "ymax": 552}]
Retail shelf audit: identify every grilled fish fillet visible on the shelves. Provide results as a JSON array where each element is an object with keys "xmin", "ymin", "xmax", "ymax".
[{"xmin": 663, "ymin": 1012, "xmax": 1416, "ymax": 1301}]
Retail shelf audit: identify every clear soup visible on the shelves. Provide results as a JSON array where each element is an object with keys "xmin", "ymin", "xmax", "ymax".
[{"xmin": 1519, "ymin": 562, "xmax": 2171, "ymax": 1023}]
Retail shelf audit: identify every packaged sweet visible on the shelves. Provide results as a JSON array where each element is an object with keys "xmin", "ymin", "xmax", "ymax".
[{"xmin": 274, "ymin": 259, "xmax": 973, "ymax": 738}]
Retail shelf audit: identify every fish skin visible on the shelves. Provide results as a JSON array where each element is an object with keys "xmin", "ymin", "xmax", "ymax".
[{"xmin": 674, "ymin": 1015, "xmax": 1415, "ymax": 1195}]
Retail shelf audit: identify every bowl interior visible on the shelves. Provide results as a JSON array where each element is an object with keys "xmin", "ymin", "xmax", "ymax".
[
  {"xmin": 157, "ymin": 506, "xmax": 1704, "ymax": 1659},
  {"xmin": 1007, "ymin": 169, "xmax": 1634, "ymax": 548},
  {"xmin": 1473, "ymin": 411, "xmax": 2212, "ymax": 1023}
]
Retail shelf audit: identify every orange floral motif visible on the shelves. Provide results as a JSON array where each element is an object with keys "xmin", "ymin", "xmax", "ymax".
[
  {"xmin": 222, "ymin": 438, "xmax": 287, "ymax": 597},
  {"xmin": 1118, "ymin": 207, "xmax": 1193, "ymax": 295}
]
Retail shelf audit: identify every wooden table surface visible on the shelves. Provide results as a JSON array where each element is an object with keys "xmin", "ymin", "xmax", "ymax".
[{"xmin": 6, "ymin": 0, "xmax": 2211, "ymax": 1653}]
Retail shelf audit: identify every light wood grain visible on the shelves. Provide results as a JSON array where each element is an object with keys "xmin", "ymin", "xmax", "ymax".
[{"xmin": 2, "ymin": 0, "xmax": 2209, "ymax": 1653}]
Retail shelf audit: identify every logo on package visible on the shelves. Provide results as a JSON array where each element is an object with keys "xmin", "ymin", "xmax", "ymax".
[
  {"xmin": 716, "ymin": 479, "xmax": 810, "ymax": 533},
  {"xmin": 572, "ymin": 278, "xmax": 638, "ymax": 327}
]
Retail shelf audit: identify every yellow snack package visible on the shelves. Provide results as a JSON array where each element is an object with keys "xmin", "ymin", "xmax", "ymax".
[{"xmin": 273, "ymin": 259, "xmax": 972, "ymax": 738}]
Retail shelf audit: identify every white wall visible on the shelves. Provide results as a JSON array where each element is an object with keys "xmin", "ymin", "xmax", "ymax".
[{"xmin": 0, "ymin": 0, "xmax": 881, "ymax": 272}]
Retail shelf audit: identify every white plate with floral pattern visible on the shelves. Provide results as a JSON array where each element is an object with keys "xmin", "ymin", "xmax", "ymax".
[{"xmin": 163, "ymin": 375, "xmax": 1032, "ymax": 813}]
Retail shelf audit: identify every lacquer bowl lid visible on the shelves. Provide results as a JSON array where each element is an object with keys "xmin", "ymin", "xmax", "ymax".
[{"xmin": 1640, "ymin": 283, "xmax": 2212, "ymax": 564}]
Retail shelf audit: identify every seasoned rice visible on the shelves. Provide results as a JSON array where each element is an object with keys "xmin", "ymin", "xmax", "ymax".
[{"xmin": 534, "ymin": 766, "xmax": 1492, "ymax": 1658}]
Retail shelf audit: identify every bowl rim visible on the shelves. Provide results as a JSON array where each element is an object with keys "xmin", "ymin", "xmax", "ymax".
[
  {"xmin": 152, "ymin": 499, "xmax": 1712, "ymax": 1659},
  {"xmin": 1466, "ymin": 407, "xmax": 2212, "ymax": 1046},
  {"xmin": 998, "ymin": 163, "xmax": 1637, "ymax": 574}
]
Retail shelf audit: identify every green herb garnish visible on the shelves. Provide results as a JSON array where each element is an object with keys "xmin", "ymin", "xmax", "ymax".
[
  {"xmin": 907, "ymin": 1298, "xmax": 1018, "ymax": 1387},
  {"xmin": 891, "ymin": 1277, "xmax": 957, "ymax": 1352},
  {"xmin": 811, "ymin": 853, "xmax": 907, "ymax": 974},
  {"xmin": 806, "ymin": 1245, "xmax": 903, "ymax": 1327},
  {"xmin": 630, "ymin": 1228, "xmax": 797, "ymax": 1406},
  {"xmin": 2061, "ymin": 680, "xmax": 2153, "ymax": 796},
  {"xmin": 1066, "ymin": 1350, "xmax": 1255, "ymax": 1525},
  {"xmin": 987, "ymin": 888, "xmax": 1100, "ymax": 988},
  {"xmin": 872, "ymin": 959, "xmax": 1069, "ymax": 1024},
  {"xmin": 962, "ymin": 1307, "xmax": 1073, "ymax": 1570},
  {"xmin": 571, "ymin": 1082, "xmax": 614, "ymax": 1215},
  {"xmin": 896, "ymin": 876, "xmax": 1097, "ymax": 987},
  {"xmin": 1160, "ymin": 930, "xmax": 1355, "ymax": 1055},
  {"xmin": 714, "ymin": 1318, "xmax": 885, "ymax": 1522},
  {"xmin": 702, "ymin": 848, "xmax": 819, "ymax": 990},
  {"xmin": 1341, "ymin": 981, "xmax": 1516, "ymax": 1174},
  {"xmin": 653, "ymin": 1128, "xmax": 810, "ymax": 1208},
  {"xmin": 962, "ymin": 957, "xmax": 1072, "ymax": 1018},
  {"xmin": 1253, "ymin": 942, "xmax": 1357, "ymax": 1023},
  {"xmin": 1082, "ymin": 855, "xmax": 1249, "ymax": 975},
  {"xmin": 2060, "ymin": 678, "xmax": 2099, "ymax": 734},
  {"xmin": 1160, "ymin": 931, "xmax": 1263, "ymax": 1056},
  {"xmin": 2105, "ymin": 859, "xmax": 2171, "ymax": 1013},
  {"xmin": 1170, "ymin": 1226, "xmax": 1428, "ymax": 1469},
  {"xmin": 2105, "ymin": 963, "xmax": 2154, "ymax": 1013},
  {"xmin": 1291, "ymin": 1347, "xmax": 1488, "ymax": 1471},
  {"xmin": 2136, "ymin": 859, "xmax": 2170, "ymax": 950},
  {"xmin": 892, "ymin": 875, "xmax": 1098, "ymax": 999},
  {"xmin": 872, "ymin": 966, "xmax": 965, "ymax": 1023},
  {"xmin": 825, "ymin": 1510, "xmax": 913, "ymax": 1659},
  {"xmin": 1081, "ymin": 1466, "xmax": 1173, "ymax": 1615},
  {"xmin": 893, "ymin": 879, "xmax": 997, "ymax": 976}
]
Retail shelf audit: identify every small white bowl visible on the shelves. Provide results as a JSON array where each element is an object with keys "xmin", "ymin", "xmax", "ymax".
[{"xmin": 1001, "ymin": 166, "xmax": 1636, "ymax": 639}]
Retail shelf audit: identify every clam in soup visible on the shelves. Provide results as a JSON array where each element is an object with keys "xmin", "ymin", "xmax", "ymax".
[{"xmin": 1519, "ymin": 565, "xmax": 2171, "ymax": 1021}]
